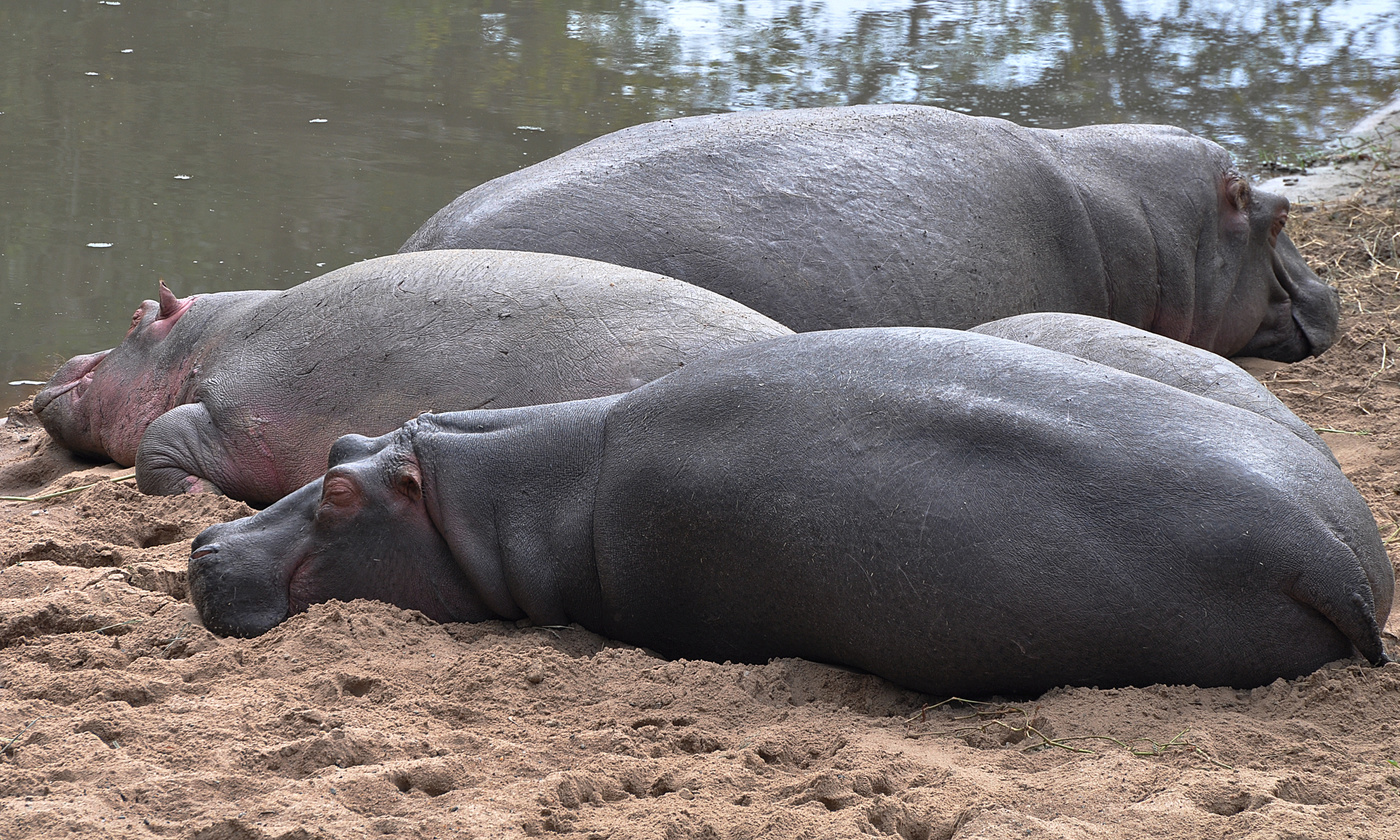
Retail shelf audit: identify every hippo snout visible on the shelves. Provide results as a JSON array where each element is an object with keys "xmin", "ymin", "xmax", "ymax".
[
  {"xmin": 190, "ymin": 524, "xmax": 222, "ymax": 555},
  {"xmin": 187, "ymin": 521, "xmax": 299, "ymax": 638},
  {"xmin": 186, "ymin": 479, "xmax": 331, "ymax": 637},
  {"xmin": 33, "ymin": 349, "xmax": 116, "ymax": 458}
]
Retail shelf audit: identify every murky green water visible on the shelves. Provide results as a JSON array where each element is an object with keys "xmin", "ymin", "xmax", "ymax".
[{"xmin": 2, "ymin": 0, "xmax": 1397, "ymax": 390}]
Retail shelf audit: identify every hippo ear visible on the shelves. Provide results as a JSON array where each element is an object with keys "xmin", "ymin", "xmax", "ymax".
[
  {"xmin": 1218, "ymin": 172, "xmax": 1251, "ymax": 236},
  {"xmin": 159, "ymin": 280, "xmax": 182, "ymax": 318},
  {"xmin": 1224, "ymin": 173, "xmax": 1251, "ymax": 212},
  {"xmin": 150, "ymin": 280, "xmax": 197, "ymax": 339},
  {"xmin": 394, "ymin": 461, "xmax": 423, "ymax": 504}
]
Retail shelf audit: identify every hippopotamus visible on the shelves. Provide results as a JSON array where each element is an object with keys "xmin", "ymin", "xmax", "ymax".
[
  {"xmin": 33, "ymin": 249, "xmax": 790, "ymax": 506},
  {"xmin": 187, "ymin": 328, "xmax": 1391, "ymax": 695},
  {"xmin": 969, "ymin": 312, "xmax": 1335, "ymax": 463},
  {"xmin": 402, "ymin": 104, "xmax": 1338, "ymax": 362}
]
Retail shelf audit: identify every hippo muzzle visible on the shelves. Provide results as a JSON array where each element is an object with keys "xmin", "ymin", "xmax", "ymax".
[
  {"xmin": 33, "ymin": 349, "xmax": 113, "ymax": 458},
  {"xmin": 188, "ymin": 479, "xmax": 321, "ymax": 637},
  {"xmin": 1235, "ymin": 230, "xmax": 1340, "ymax": 362}
]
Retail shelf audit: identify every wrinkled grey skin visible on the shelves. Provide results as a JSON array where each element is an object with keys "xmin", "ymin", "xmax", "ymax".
[
  {"xmin": 402, "ymin": 104, "xmax": 1339, "ymax": 362},
  {"xmin": 189, "ymin": 328, "xmax": 1391, "ymax": 696},
  {"xmin": 970, "ymin": 312, "xmax": 1335, "ymax": 463},
  {"xmin": 34, "ymin": 250, "xmax": 789, "ymax": 506}
]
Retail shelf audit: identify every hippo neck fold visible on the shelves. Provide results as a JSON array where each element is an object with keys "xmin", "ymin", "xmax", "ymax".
[
  {"xmin": 1034, "ymin": 124, "xmax": 1231, "ymax": 351},
  {"xmin": 409, "ymin": 397, "xmax": 621, "ymax": 630}
]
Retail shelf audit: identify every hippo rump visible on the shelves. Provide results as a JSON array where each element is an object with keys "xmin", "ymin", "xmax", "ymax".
[
  {"xmin": 970, "ymin": 312, "xmax": 1335, "ymax": 463},
  {"xmin": 33, "ymin": 249, "xmax": 790, "ymax": 506},
  {"xmin": 402, "ymin": 104, "xmax": 1339, "ymax": 362},
  {"xmin": 187, "ymin": 328, "xmax": 1391, "ymax": 696}
]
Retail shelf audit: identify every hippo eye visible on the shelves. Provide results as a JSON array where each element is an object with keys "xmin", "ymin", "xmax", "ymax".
[
  {"xmin": 319, "ymin": 475, "xmax": 360, "ymax": 512},
  {"xmin": 1270, "ymin": 212, "xmax": 1286, "ymax": 246},
  {"xmin": 125, "ymin": 307, "xmax": 144, "ymax": 336}
]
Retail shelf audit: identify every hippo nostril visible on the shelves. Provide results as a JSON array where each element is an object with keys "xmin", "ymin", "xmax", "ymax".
[{"xmin": 190, "ymin": 543, "xmax": 219, "ymax": 561}]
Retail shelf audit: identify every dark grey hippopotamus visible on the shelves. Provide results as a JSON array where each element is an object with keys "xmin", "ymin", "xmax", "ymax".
[
  {"xmin": 187, "ymin": 328, "xmax": 1391, "ymax": 696},
  {"xmin": 970, "ymin": 312, "xmax": 1335, "ymax": 463},
  {"xmin": 33, "ymin": 249, "xmax": 789, "ymax": 506},
  {"xmin": 402, "ymin": 104, "xmax": 1339, "ymax": 362}
]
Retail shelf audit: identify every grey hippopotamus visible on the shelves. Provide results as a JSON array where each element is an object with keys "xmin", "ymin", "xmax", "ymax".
[
  {"xmin": 187, "ymin": 328, "xmax": 1391, "ymax": 696},
  {"xmin": 402, "ymin": 104, "xmax": 1338, "ymax": 362},
  {"xmin": 33, "ymin": 249, "xmax": 789, "ymax": 506},
  {"xmin": 970, "ymin": 312, "xmax": 1335, "ymax": 463}
]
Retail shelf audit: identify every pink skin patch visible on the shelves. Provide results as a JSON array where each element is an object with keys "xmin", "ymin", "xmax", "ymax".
[
  {"xmin": 182, "ymin": 475, "xmax": 218, "ymax": 494},
  {"xmin": 33, "ymin": 349, "xmax": 111, "ymax": 410},
  {"xmin": 96, "ymin": 354, "xmax": 206, "ymax": 466},
  {"xmin": 40, "ymin": 281, "xmax": 204, "ymax": 464}
]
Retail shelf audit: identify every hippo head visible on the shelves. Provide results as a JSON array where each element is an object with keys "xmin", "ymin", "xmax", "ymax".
[
  {"xmin": 33, "ymin": 282, "xmax": 200, "ymax": 464},
  {"xmin": 188, "ymin": 427, "xmax": 490, "ymax": 637},
  {"xmin": 1205, "ymin": 174, "xmax": 1339, "ymax": 361}
]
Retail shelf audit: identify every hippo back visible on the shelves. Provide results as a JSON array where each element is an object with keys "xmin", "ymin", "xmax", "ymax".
[
  {"xmin": 132, "ymin": 249, "xmax": 791, "ymax": 504},
  {"xmin": 401, "ymin": 105, "xmax": 1339, "ymax": 360},
  {"xmin": 970, "ymin": 313, "xmax": 1334, "ymax": 462}
]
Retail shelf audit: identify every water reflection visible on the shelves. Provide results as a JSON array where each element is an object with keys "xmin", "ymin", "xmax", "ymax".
[{"xmin": 0, "ymin": 0, "xmax": 1396, "ymax": 388}]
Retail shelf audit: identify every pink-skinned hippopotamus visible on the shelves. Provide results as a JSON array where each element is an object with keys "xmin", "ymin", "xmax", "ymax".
[
  {"xmin": 402, "ymin": 104, "xmax": 1338, "ymax": 362},
  {"xmin": 187, "ymin": 328, "xmax": 1391, "ymax": 696},
  {"xmin": 33, "ymin": 249, "xmax": 790, "ymax": 506}
]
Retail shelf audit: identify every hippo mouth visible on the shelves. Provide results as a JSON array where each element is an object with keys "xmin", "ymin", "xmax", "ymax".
[
  {"xmin": 286, "ymin": 554, "xmax": 318, "ymax": 617},
  {"xmin": 33, "ymin": 349, "xmax": 111, "ymax": 415},
  {"xmin": 188, "ymin": 538, "xmax": 304, "ymax": 638}
]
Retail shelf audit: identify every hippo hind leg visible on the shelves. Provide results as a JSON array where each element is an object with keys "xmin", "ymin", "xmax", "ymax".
[{"xmin": 1289, "ymin": 562, "xmax": 1390, "ymax": 668}]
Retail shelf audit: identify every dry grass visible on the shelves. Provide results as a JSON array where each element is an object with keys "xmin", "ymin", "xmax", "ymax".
[{"xmin": 1290, "ymin": 180, "xmax": 1400, "ymax": 320}]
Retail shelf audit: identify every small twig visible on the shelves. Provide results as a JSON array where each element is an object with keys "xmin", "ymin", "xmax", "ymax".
[
  {"xmin": 1, "ymin": 718, "xmax": 44, "ymax": 758},
  {"xmin": 905, "ymin": 696, "xmax": 998, "ymax": 723},
  {"xmin": 528, "ymin": 624, "xmax": 571, "ymax": 639},
  {"xmin": 94, "ymin": 618, "xmax": 142, "ymax": 635},
  {"xmin": 160, "ymin": 622, "xmax": 192, "ymax": 658},
  {"xmin": 1383, "ymin": 521, "xmax": 1400, "ymax": 545},
  {"xmin": 1048, "ymin": 729, "xmax": 1232, "ymax": 769},
  {"xmin": 1313, "ymin": 427, "xmax": 1373, "ymax": 436},
  {"xmin": 0, "ymin": 472, "xmax": 136, "ymax": 503}
]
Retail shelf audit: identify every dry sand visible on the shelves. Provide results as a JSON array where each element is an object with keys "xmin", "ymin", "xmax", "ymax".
[{"xmin": 3, "ymin": 133, "xmax": 1400, "ymax": 838}]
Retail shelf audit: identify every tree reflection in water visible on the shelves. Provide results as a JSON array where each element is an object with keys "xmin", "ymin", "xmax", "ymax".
[{"xmin": 0, "ymin": 0, "xmax": 1396, "ymax": 386}]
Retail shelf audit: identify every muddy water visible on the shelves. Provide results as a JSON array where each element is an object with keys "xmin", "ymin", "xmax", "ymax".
[{"xmin": 1, "ymin": 0, "xmax": 1397, "ymax": 390}]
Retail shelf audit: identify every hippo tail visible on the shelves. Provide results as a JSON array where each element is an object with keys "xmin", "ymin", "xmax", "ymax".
[{"xmin": 1289, "ymin": 563, "xmax": 1391, "ymax": 667}]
